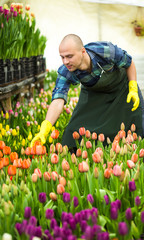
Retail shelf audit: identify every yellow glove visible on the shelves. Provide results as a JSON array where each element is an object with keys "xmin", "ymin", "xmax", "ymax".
[
  {"xmin": 127, "ymin": 80, "xmax": 140, "ymax": 111},
  {"xmin": 30, "ymin": 120, "xmax": 52, "ymax": 147}
]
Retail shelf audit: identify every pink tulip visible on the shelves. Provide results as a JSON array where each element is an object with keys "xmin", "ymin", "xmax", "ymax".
[
  {"xmin": 49, "ymin": 192, "xmax": 57, "ymax": 201},
  {"xmin": 86, "ymin": 141, "xmax": 92, "ymax": 149},
  {"xmin": 32, "ymin": 173, "xmax": 38, "ymax": 182},
  {"xmin": 115, "ymin": 144, "xmax": 121, "ymax": 154},
  {"xmin": 50, "ymin": 144, "xmax": 56, "ymax": 153},
  {"xmin": 85, "ymin": 130, "xmax": 91, "ymax": 138},
  {"xmin": 139, "ymin": 149, "xmax": 144, "ymax": 158},
  {"xmin": 95, "ymin": 147, "xmax": 103, "ymax": 157},
  {"xmin": 76, "ymin": 148, "xmax": 82, "ymax": 157},
  {"xmin": 59, "ymin": 176, "xmax": 66, "ymax": 186},
  {"xmin": 79, "ymin": 127, "xmax": 86, "ymax": 136},
  {"xmin": 43, "ymin": 172, "xmax": 51, "ymax": 181},
  {"xmin": 127, "ymin": 160, "xmax": 135, "ymax": 169},
  {"xmin": 34, "ymin": 168, "xmax": 42, "ymax": 178},
  {"xmin": 82, "ymin": 150, "xmax": 88, "ymax": 159},
  {"xmin": 56, "ymin": 143, "xmax": 63, "ymax": 153},
  {"xmin": 113, "ymin": 165, "xmax": 122, "ymax": 176},
  {"xmin": 98, "ymin": 133, "xmax": 105, "ymax": 142},
  {"xmin": 51, "ymin": 171, "xmax": 59, "ymax": 181},
  {"xmin": 92, "ymin": 152, "xmax": 101, "ymax": 163},
  {"xmin": 35, "ymin": 145, "xmax": 43, "ymax": 155},
  {"xmin": 92, "ymin": 132, "xmax": 97, "ymax": 140},
  {"xmin": 51, "ymin": 153, "xmax": 59, "ymax": 164},
  {"xmin": 78, "ymin": 161, "xmax": 89, "ymax": 172},
  {"xmin": 62, "ymin": 159, "xmax": 70, "ymax": 171},
  {"xmin": 72, "ymin": 131, "xmax": 80, "ymax": 140}
]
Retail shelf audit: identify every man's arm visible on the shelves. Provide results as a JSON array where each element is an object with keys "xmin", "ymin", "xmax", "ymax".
[
  {"xmin": 45, "ymin": 98, "xmax": 65, "ymax": 125},
  {"xmin": 126, "ymin": 60, "xmax": 137, "ymax": 82}
]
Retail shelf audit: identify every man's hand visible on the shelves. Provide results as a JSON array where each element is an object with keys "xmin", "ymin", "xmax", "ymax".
[
  {"xmin": 30, "ymin": 120, "xmax": 52, "ymax": 147},
  {"xmin": 127, "ymin": 80, "xmax": 140, "ymax": 111}
]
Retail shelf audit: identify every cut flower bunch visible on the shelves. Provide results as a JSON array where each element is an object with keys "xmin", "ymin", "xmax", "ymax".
[{"xmin": 0, "ymin": 72, "xmax": 144, "ymax": 240}]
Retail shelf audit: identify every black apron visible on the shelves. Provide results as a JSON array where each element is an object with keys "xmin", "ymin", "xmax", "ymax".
[{"xmin": 62, "ymin": 68, "xmax": 143, "ymax": 148}]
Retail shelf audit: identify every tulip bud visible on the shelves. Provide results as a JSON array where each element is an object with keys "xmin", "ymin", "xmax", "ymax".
[
  {"xmin": 120, "ymin": 122, "xmax": 125, "ymax": 130},
  {"xmin": 49, "ymin": 192, "xmax": 57, "ymax": 201},
  {"xmin": 69, "ymin": 169, "xmax": 74, "ymax": 180},
  {"xmin": 80, "ymin": 138, "xmax": 84, "ymax": 147},
  {"xmin": 2, "ymin": 233, "xmax": 12, "ymax": 240},
  {"xmin": 31, "ymin": 173, "xmax": 38, "ymax": 183},
  {"xmin": 67, "ymin": 180, "xmax": 72, "ymax": 191},
  {"xmin": 107, "ymin": 137, "xmax": 111, "ymax": 144},
  {"xmin": 110, "ymin": 148, "xmax": 114, "ymax": 158},
  {"xmin": 94, "ymin": 167, "xmax": 99, "ymax": 178}
]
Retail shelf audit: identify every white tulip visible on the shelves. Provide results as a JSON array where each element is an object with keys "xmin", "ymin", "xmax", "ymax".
[{"xmin": 2, "ymin": 233, "xmax": 12, "ymax": 240}]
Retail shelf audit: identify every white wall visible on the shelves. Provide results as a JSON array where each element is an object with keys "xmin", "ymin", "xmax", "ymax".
[{"xmin": 28, "ymin": 0, "xmax": 144, "ymax": 71}]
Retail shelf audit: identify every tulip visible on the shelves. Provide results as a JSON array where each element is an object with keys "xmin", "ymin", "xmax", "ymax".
[
  {"xmin": 34, "ymin": 168, "xmax": 42, "ymax": 178},
  {"xmin": 2, "ymin": 157, "xmax": 9, "ymax": 166},
  {"xmin": 121, "ymin": 122, "xmax": 125, "ymax": 130},
  {"xmin": 104, "ymin": 168, "xmax": 112, "ymax": 179},
  {"xmin": 125, "ymin": 208, "xmax": 133, "ymax": 220},
  {"xmin": 63, "ymin": 192, "xmax": 71, "ymax": 203},
  {"xmin": 86, "ymin": 141, "xmax": 92, "ymax": 149},
  {"xmin": 72, "ymin": 131, "xmax": 80, "ymax": 140},
  {"xmin": 139, "ymin": 149, "xmax": 144, "ymax": 158},
  {"xmin": 104, "ymin": 195, "xmax": 109, "ymax": 205},
  {"xmin": 118, "ymin": 222, "xmax": 128, "ymax": 236},
  {"xmin": 78, "ymin": 161, "xmax": 89, "ymax": 172},
  {"xmin": 39, "ymin": 192, "xmax": 46, "ymax": 203},
  {"xmin": 85, "ymin": 130, "xmax": 91, "ymax": 138},
  {"xmin": 113, "ymin": 164, "xmax": 122, "ymax": 177},
  {"xmin": 55, "ymin": 143, "xmax": 63, "ymax": 153},
  {"xmin": 57, "ymin": 184, "xmax": 65, "ymax": 194},
  {"xmin": 25, "ymin": 4, "xmax": 30, "ymax": 11},
  {"xmin": 51, "ymin": 171, "xmax": 59, "ymax": 181},
  {"xmin": 76, "ymin": 148, "xmax": 81, "ymax": 157},
  {"xmin": 31, "ymin": 173, "xmax": 38, "ymax": 183},
  {"xmin": 8, "ymin": 165, "xmax": 16, "ymax": 176},
  {"xmin": 25, "ymin": 147, "xmax": 31, "ymax": 155},
  {"xmin": 51, "ymin": 153, "xmax": 59, "ymax": 164},
  {"xmin": 80, "ymin": 138, "xmax": 84, "ymax": 147},
  {"xmin": 131, "ymin": 123, "xmax": 136, "ymax": 132},
  {"xmin": 98, "ymin": 133, "xmax": 105, "ymax": 142},
  {"xmin": 127, "ymin": 160, "xmax": 135, "ymax": 169},
  {"xmin": 135, "ymin": 196, "xmax": 141, "ymax": 206},
  {"xmin": 82, "ymin": 150, "xmax": 88, "ymax": 159},
  {"xmin": 133, "ymin": 132, "xmax": 137, "ymax": 140},
  {"xmin": 129, "ymin": 180, "xmax": 136, "ymax": 192},
  {"xmin": 73, "ymin": 196, "xmax": 79, "ymax": 207},
  {"xmin": 79, "ymin": 127, "xmax": 86, "ymax": 136},
  {"xmin": 3, "ymin": 146, "xmax": 11, "ymax": 155},
  {"xmin": 43, "ymin": 172, "xmax": 51, "ymax": 181},
  {"xmin": 94, "ymin": 167, "xmax": 99, "ymax": 178},
  {"xmin": 24, "ymin": 207, "xmax": 31, "ymax": 219},
  {"xmin": 87, "ymin": 194, "xmax": 94, "ymax": 204},
  {"xmin": 131, "ymin": 153, "xmax": 138, "ymax": 163},
  {"xmin": 71, "ymin": 153, "xmax": 77, "ymax": 164},
  {"xmin": 59, "ymin": 176, "xmax": 66, "ymax": 186},
  {"xmin": 91, "ymin": 132, "xmax": 97, "ymax": 140},
  {"xmin": 2, "ymin": 233, "xmax": 12, "ymax": 240},
  {"xmin": 51, "ymin": 129, "xmax": 59, "ymax": 139},
  {"xmin": 92, "ymin": 152, "xmax": 101, "ymax": 163},
  {"xmin": 45, "ymin": 209, "xmax": 54, "ymax": 219},
  {"xmin": 110, "ymin": 207, "xmax": 118, "ymax": 220},
  {"xmin": 95, "ymin": 147, "xmax": 103, "ymax": 157},
  {"xmin": 118, "ymin": 130, "xmax": 126, "ymax": 139},
  {"xmin": 49, "ymin": 192, "xmax": 57, "ymax": 201},
  {"xmin": 62, "ymin": 159, "xmax": 70, "ymax": 171},
  {"xmin": 0, "ymin": 140, "xmax": 5, "ymax": 150},
  {"xmin": 50, "ymin": 144, "xmax": 56, "ymax": 153}
]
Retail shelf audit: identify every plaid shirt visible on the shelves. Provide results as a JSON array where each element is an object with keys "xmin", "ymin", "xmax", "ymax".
[{"xmin": 52, "ymin": 41, "xmax": 132, "ymax": 103}]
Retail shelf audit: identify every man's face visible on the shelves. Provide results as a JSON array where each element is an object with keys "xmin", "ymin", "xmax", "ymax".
[{"xmin": 59, "ymin": 40, "xmax": 84, "ymax": 72}]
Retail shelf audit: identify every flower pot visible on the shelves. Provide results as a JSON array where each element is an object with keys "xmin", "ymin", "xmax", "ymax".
[{"xmin": 134, "ymin": 26, "xmax": 143, "ymax": 36}]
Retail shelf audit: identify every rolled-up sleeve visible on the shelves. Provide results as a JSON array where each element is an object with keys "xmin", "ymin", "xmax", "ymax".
[
  {"xmin": 108, "ymin": 42, "xmax": 132, "ymax": 68},
  {"xmin": 52, "ymin": 73, "xmax": 71, "ymax": 103}
]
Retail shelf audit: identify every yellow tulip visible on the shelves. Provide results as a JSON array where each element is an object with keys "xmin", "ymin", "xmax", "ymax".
[
  {"xmin": 49, "ymin": 136, "xmax": 53, "ymax": 143},
  {"xmin": 51, "ymin": 126, "xmax": 55, "ymax": 131},
  {"xmin": 0, "ymin": 134, "xmax": 2, "ymax": 139},
  {"xmin": 12, "ymin": 129, "xmax": 17, "ymax": 136},
  {"xmin": 28, "ymin": 132, "xmax": 32, "ymax": 141},
  {"xmin": 0, "ymin": 123, "xmax": 2, "ymax": 130},
  {"xmin": 1, "ymin": 128, "xmax": 5, "ymax": 136},
  {"xmin": 5, "ymin": 112, "xmax": 9, "ymax": 120},
  {"xmin": 22, "ymin": 139, "xmax": 26, "ymax": 146},
  {"xmin": 13, "ymin": 140, "xmax": 16, "ymax": 146},
  {"xmin": 6, "ymin": 125, "xmax": 9, "ymax": 131},
  {"xmin": 56, "ymin": 121, "xmax": 59, "ymax": 128}
]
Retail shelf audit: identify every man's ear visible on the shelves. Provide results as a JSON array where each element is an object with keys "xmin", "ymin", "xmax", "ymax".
[{"xmin": 82, "ymin": 47, "xmax": 86, "ymax": 54}]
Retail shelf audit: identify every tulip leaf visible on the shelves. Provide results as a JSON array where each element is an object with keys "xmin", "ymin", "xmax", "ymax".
[
  {"xmin": 131, "ymin": 221, "xmax": 140, "ymax": 239},
  {"xmin": 103, "ymin": 188, "xmax": 116, "ymax": 202},
  {"xmin": 98, "ymin": 215, "xmax": 107, "ymax": 227},
  {"xmin": 44, "ymin": 200, "xmax": 54, "ymax": 211}
]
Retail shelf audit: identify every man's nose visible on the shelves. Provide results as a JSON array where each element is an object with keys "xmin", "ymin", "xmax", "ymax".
[{"xmin": 63, "ymin": 58, "xmax": 69, "ymax": 65}]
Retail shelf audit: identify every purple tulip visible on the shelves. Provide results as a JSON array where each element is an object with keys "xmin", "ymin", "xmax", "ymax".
[
  {"xmin": 73, "ymin": 196, "xmax": 79, "ymax": 207},
  {"xmin": 61, "ymin": 212, "xmax": 68, "ymax": 222},
  {"xmin": 15, "ymin": 223, "xmax": 23, "ymax": 235},
  {"xmin": 21, "ymin": 219, "xmax": 28, "ymax": 232},
  {"xmin": 69, "ymin": 218, "xmax": 76, "ymax": 231},
  {"xmin": 0, "ymin": 6, "xmax": 3, "ymax": 13},
  {"xmin": 110, "ymin": 207, "xmax": 118, "ymax": 220},
  {"xmin": 25, "ymin": 224, "xmax": 35, "ymax": 235},
  {"xmin": 10, "ymin": 6, "xmax": 14, "ymax": 12},
  {"xmin": 125, "ymin": 208, "xmax": 133, "ymax": 220},
  {"xmin": 50, "ymin": 218, "xmax": 57, "ymax": 229},
  {"xmin": 115, "ymin": 199, "xmax": 121, "ymax": 209},
  {"xmin": 135, "ymin": 196, "xmax": 141, "ymax": 206},
  {"xmin": 111, "ymin": 201, "xmax": 118, "ymax": 209},
  {"xmin": 63, "ymin": 192, "xmax": 71, "ymax": 203},
  {"xmin": 104, "ymin": 195, "xmax": 109, "ymax": 205},
  {"xmin": 39, "ymin": 192, "xmax": 46, "ymax": 203},
  {"xmin": 29, "ymin": 216, "xmax": 37, "ymax": 226},
  {"xmin": 87, "ymin": 194, "xmax": 94, "ymax": 204},
  {"xmin": 118, "ymin": 222, "xmax": 128, "ymax": 235},
  {"xmin": 129, "ymin": 181, "xmax": 136, "ymax": 191},
  {"xmin": 68, "ymin": 235, "xmax": 77, "ymax": 240},
  {"xmin": 84, "ymin": 226, "xmax": 94, "ymax": 240},
  {"xmin": 74, "ymin": 212, "xmax": 81, "ymax": 223},
  {"xmin": 34, "ymin": 226, "xmax": 42, "ymax": 237},
  {"xmin": 80, "ymin": 220, "xmax": 88, "ymax": 232},
  {"xmin": 13, "ymin": 11, "xmax": 17, "ymax": 17},
  {"xmin": 43, "ymin": 229, "xmax": 50, "ymax": 240},
  {"xmin": 141, "ymin": 211, "xmax": 144, "ymax": 223},
  {"xmin": 92, "ymin": 224, "xmax": 101, "ymax": 235},
  {"xmin": 4, "ymin": 9, "xmax": 9, "ymax": 15},
  {"xmin": 97, "ymin": 232, "xmax": 110, "ymax": 240},
  {"xmin": 45, "ymin": 209, "xmax": 54, "ymax": 220},
  {"xmin": 91, "ymin": 207, "xmax": 98, "ymax": 218},
  {"xmin": 53, "ymin": 226, "xmax": 62, "ymax": 238},
  {"xmin": 24, "ymin": 206, "xmax": 31, "ymax": 219}
]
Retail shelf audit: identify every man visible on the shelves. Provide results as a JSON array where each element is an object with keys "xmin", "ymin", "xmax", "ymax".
[{"xmin": 31, "ymin": 34, "xmax": 144, "ymax": 148}]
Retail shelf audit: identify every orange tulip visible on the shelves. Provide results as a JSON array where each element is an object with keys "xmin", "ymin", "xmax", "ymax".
[
  {"xmin": 118, "ymin": 130, "xmax": 126, "ymax": 139},
  {"xmin": 0, "ymin": 160, "xmax": 3, "ymax": 169},
  {"xmin": 51, "ymin": 153, "xmax": 59, "ymax": 164},
  {"xmin": 92, "ymin": 152, "xmax": 101, "ymax": 163},
  {"xmin": 72, "ymin": 131, "xmax": 80, "ymax": 140},
  {"xmin": 31, "ymin": 147, "xmax": 36, "ymax": 155},
  {"xmin": 91, "ymin": 132, "xmax": 97, "ymax": 140},
  {"xmin": 34, "ymin": 168, "xmax": 42, "ymax": 178},
  {"xmin": 42, "ymin": 146, "xmax": 46, "ymax": 155},
  {"xmin": 76, "ymin": 148, "xmax": 82, "ymax": 157},
  {"xmin": 0, "ymin": 140, "xmax": 5, "ymax": 150},
  {"xmin": 25, "ymin": 147, "xmax": 31, "ymax": 155},
  {"xmin": 104, "ymin": 168, "xmax": 112, "ymax": 179},
  {"xmin": 131, "ymin": 123, "xmax": 136, "ymax": 132},
  {"xmin": 57, "ymin": 184, "xmax": 65, "ymax": 195},
  {"xmin": 32, "ymin": 173, "xmax": 38, "ymax": 182},
  {"xmin": 0, "ymin": 150, "xmax": 3, "ymax": 158},
  {"xmin": 139, "ymin": 149, "xmax": 144, "ymax": 158},
  {"xmin": 51, "ymin": 129, "xmax": 59, "ymax": 139},
  {"xmin": 133, "ymin": 132, "xmax": 137, "ymax": 141},
  {"xmin": 8, "ymin": 165, "xmax": 16, "ymax": 176},
  {"xmin": 51, "ymin": 171, "xmax": 59, "ymax": 181},
  {"xmin": 21, "ymin": 159, "xmax": 31, "ymax": 169},
  {"xmin": 10, "ymin": 152, "xmax": 18, "ymax": 163},
  {"xmin": 98, "ymin": 133, "xmax": 105, "ymax": 142},
  {"xmin": 85, "ymin": 130, "xmax": 91, "ymax": 138},
  {"xmin": 82, "ymin": 150, "xmax": 88, "ymax": 159},
  {"xmin": 3, "ymin": 146, "xmax": 11, "ymax": 155},
  {"xmin": 2, "ymin": 157, "xmax": 9, "ymax": 166},
  {"xmin": 86, "ymin": 141, "xmax": 92, "ymax": 149},
  {"xmin": 35, "ymin": 145, "xmax": 43, "ymax": 155},
  {"xmin": 131, "ymin": 153, "xmax": 138, "ymax": 163}
]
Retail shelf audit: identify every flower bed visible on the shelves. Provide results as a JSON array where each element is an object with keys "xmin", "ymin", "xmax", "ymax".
[{"xmin": 0, "ymin": 72, "xmax": 144, "ymax": 240}]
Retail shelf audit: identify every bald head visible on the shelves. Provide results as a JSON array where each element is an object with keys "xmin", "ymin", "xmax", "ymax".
[{"xmin": 59, "ymin": 34, "xmax": 84, "ymax": 51}]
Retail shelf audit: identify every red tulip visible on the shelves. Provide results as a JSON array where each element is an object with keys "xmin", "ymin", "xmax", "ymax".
[{"xmin": 50, "ymin": 144, "xmax": 56, "ymax": 153}]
